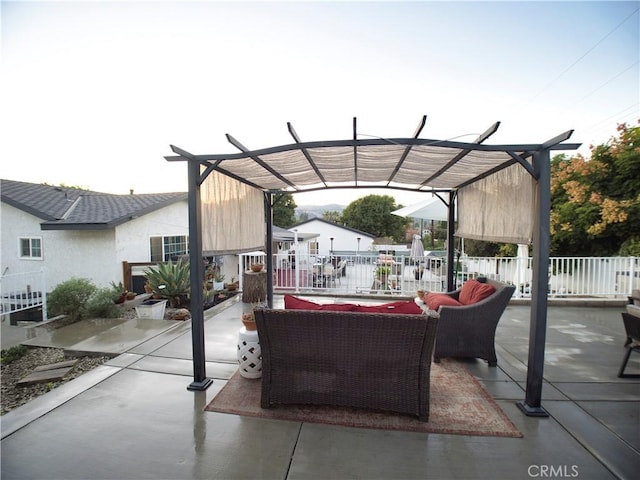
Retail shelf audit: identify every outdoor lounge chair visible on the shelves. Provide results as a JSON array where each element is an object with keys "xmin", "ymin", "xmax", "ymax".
[
  {"xmin": 619, "ymin": 306, "xmax": 640, "ymax": 378},
  {"xmin": 430, "ymin": 279, "xmax": 516, "ymax": 366}
]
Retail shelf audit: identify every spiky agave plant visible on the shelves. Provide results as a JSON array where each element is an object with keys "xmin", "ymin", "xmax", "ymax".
[{"xmin": 144, "ymin": 259, "xmax": 190, "ymax": 308}]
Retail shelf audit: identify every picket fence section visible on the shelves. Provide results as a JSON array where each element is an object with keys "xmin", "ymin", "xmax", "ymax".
[{"xmin": 268, "ymin": 253, "xmax": 638, "ymax": 299}]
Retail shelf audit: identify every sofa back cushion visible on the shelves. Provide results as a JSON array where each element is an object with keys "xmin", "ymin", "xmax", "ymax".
[
  {"xmin": 458, "ymin": 279, "xmax": 496, "ymax": 305},
  {"xmin": 353, "ymin": 300, "xmax": 423, "ymax": 314},
  {"xmin": 284, "ymin": 295, "xmax": 422, "ymax": 314},
  {"xmin": 424, "ymin": 293, "xmax": 463, "ymax": 310},
  {"xmin": 284, "ymin": 294, "xmax": 356, "ymax": 311}
]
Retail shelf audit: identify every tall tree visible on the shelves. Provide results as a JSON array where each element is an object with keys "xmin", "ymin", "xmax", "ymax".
[
  {"xmin": 550, "ymin": 122, "xmax": 640, "ymax": 256},
  {"xmin": 322, "ymin": 210, "xmax": 342, "ymax": 223},
  {"xmin": 341, "ymin": 194, "xmax": 409, "ymax": 242},
  {"xmin": 272, "ymin": 193, "xmax": 297, "ymax": 228}
]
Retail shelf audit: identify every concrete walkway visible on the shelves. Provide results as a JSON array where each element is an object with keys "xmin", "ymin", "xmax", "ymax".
[{"xmin": 1, "ymin": 296, "xmax": 639, "ymax": 479}]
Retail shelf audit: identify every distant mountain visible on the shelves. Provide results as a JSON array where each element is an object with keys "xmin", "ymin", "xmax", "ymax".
[{"xmin": 295, "ymin": 204, "xmax": 345, "ymax": 219}]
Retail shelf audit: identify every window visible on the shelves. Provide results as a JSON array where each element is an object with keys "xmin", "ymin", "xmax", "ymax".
[
  {"xmin": 150, "ymin": 235, "xmax": 188, "ymax": 262},
  {"xmin": 19, "ymin": 237, "xmax": 43, "ymax": 259}
]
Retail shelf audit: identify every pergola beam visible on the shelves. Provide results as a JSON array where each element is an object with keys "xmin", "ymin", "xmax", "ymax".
[
  {"xmin": 386, "ymin": 115, "xmax": 427, "ymax": 184},
  {"xmin": 288, "ymin": 122, "xmax": 328, "ymax": 187},
  {"xmin": 420, "ymin": 121, "xmax": 501, "ymax": 187},
  {"xmin": 226, "ymin": 134, "xmax": 299, "ymax": 191}
]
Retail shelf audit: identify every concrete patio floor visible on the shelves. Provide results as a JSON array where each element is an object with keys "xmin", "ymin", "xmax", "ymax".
[{"xmin": 1, "ymin": 296, "xmax": 639, "ymax": 479}]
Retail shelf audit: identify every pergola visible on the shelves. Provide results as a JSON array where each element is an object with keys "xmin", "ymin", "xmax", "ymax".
[{"xmin": 165, "ymin": 116, "xmax": 580, "ymax": 417}]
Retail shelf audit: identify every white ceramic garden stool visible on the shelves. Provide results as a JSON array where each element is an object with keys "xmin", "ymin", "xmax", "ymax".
[{"xmin": 237, "ymin": 327, "xmax": 262, "ymax": 379}]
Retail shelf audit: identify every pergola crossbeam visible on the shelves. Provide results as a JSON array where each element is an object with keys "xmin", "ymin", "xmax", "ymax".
[
  {"xmin": 420, "ymin": 121, "xmax": 501, "ymax": 187},
  {"xmin": 226, "ymin": 134, "xmax": 299, "ymax": 191},
  {"xmin": 287, "ymin": 122, "xmax": 328, "ymax": 187},
  {"xmin": 386, "ymin": 115, "xmax": 427, "ymax": 185}
]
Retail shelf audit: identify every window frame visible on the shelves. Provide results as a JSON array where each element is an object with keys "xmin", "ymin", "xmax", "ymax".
[
  {"xmin": 18, "ymin": 236, "xmax": 43, "ymax": 260},
  {"xmin": 149, "ymin": 234, "xmax": 189, "ymax": 262}
]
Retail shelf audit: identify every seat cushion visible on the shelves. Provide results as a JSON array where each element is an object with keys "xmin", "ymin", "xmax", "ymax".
[
  {"xmin": 424, "ymin": 293, "xmax": 463, "ymax": 310},
  {"xmin": 458, "ymin": 279, "xmax": 496, "ymax": 305},
  {"xmin": 284, "ymin": 294, "xmax": 356, "ymax": 311},
  {"xmin": 353, "ymin": 300, "xmax": 423, "ymax": 314}
]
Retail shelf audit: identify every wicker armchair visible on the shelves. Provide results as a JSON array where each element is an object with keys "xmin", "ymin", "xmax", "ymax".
[
  {"xmin": 254, "ymin": 308, "xmax": 439, "ymax": 421},
  {"xmin": 433, "ymin": 279, "xmax": 516, "ymax": 366}
]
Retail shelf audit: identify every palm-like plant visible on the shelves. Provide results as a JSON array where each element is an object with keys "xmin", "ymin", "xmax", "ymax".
[{"xmin": 145, "ymin": 260, "xmax": 190, "ymax": 308}]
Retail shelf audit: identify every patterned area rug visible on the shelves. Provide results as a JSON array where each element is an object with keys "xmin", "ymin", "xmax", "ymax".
[{"xmin": 205, "ymin": 359, "xmax": 522, "ymax": 437}]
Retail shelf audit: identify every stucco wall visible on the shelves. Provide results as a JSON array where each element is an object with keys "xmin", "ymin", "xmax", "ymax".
[
  {"xmin": 115, "ymin": 200, "xmax": 188, "ymax": 263},
  {"xmin": 2, "ymin": 200, "xmax": 189, "ymax": 291},
  {"xmin": 1, "ymin": 203, "xmax": 116, "ymax": 289}
]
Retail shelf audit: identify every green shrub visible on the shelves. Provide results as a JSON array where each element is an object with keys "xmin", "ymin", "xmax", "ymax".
[
  {"xmin": 1, "ymin": 345, "xmax": 28, "ymax": 365},
  {"xmin": 87, "ymin": 287, "xmax": 121, "ymax": 319},
  {"xmin": 47, "ymin": 278, "xmax": 97, "ymax": 322},
  {"xmin": 145, "ymin": 260, "xmax": 190, "ymax": 307}
]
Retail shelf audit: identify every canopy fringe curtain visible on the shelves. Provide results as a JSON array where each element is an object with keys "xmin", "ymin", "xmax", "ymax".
[
  {"xmin": 201, "ymin": 169, "xmax": 265, "ymax": 254},
  {"xmin": 456, "ymin": 163, "xmax": 534, "ymax": 244}
]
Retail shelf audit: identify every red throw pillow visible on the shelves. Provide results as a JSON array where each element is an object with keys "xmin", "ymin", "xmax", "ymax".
[
  {"xmin": 458, "ymin": 279, "xmax": 496, "ymax": 305},
  {"xmin": 459, "ymin": 279, "xmax": 480, "ymax": 305},
  {"xmin": 283, "ymin": 295, "xmax": 355, "ymax": 311},
  {"xmin": 353, "ymin": 300, "xmax": 423, "ymax": 314},
  {"xmin": 424, "ymin": 293, "xmax": 462, "ymax": 310},
  {"xmin": 467, "ymin": 282, "xmax": 496, "ymax": 304}
]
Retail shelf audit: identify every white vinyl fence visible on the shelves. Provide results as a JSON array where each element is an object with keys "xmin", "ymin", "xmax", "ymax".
[
  {"xmin": 1, "ymin": 269, "xmax": 47, "ymax": 321},
  {"xmin": 270, "ymin": 253, "xmax": 638, "ymax": 299}
]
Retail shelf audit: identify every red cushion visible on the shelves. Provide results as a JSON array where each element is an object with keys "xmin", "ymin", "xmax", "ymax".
[
  {"xmin": 458, "ymin": 279, "xmax": 496, "ymax": 305},
  {"xmin": 458, "ymin": 280, "xmax": 479, "ymax": 304},
  {"xmin": 284, "ymin": 294, "xmax": 322, "ymax": 310},
  {"xmin": 353, "ymin": 300, "xmax": 423, "ymax": 314},
  {"xmin": 283, "ymin": 295, "xmax": 355, "ymax": 311},
  {"xmin": 319, "ymin": 303, "xmax": 357, "ymax": 311},
  {"xmin": 424, "ymin": 293, "xmax": 463, "ymax": 310}
]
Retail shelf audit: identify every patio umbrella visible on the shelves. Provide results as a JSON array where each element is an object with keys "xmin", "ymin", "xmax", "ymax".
[
  {"xmin": 392, "ymin": 195, "xmax": 453, "ymax": 221},
  {"xmin": 410, "ymin": 234, "xmax": 424, "ymax": 258}
]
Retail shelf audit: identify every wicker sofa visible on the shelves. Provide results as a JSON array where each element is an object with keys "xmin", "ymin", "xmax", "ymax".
[
  {"xmin": 253, "ymin": 307, "xmax": 439, "ymax": 421},
  {"xmin": 427, "ymin": 279, "xmax": 516, "ymax": 366}
]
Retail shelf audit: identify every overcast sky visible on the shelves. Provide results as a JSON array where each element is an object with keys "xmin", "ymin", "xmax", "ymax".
[{"xmin": 1, "ymin": 0, "xmax": 638, "ymax": 207}]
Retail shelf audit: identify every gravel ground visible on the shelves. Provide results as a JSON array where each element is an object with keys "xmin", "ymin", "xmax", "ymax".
[{"xmin": 1, "ymin": 347, "xmax": 111, "ymax": 415}]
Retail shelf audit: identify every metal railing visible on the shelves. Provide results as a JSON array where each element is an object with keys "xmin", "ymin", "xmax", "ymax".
[
  {"xmin": 0, "ymin": 269, "xmax": 47, "ymax": 320},
  {"xmin": 270, "ymin": 253, "xmax": 639, "ymax": 299}
]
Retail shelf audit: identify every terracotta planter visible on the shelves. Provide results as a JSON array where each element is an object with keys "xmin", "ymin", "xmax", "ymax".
[
  {"xmin": 241, "ymin": 313, "xmax": 257, "ymax": 331},
  {"xmin": 250, "ymin": 264, "xmax": 264, "ymax": 273}
]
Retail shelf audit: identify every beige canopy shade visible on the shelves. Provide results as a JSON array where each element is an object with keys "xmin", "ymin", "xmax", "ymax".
[{"xmin": 165, "ymin": 115, "xmax": 580, "ymax": 418}]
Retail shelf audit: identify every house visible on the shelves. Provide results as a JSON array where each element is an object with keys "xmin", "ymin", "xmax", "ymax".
[
  {"xmin": 1, "ymin": 179, "xmax": 189, "ymax": 291},
  {"xmin": 289, "ymin": 218, "xmax": 375, "ymax": 257}
]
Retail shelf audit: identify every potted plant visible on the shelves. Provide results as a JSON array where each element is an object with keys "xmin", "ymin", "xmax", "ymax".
[
  {"xmin": 250, "ymin": 263, "xmax": 264, "ymax": 273},
  {"xmin": 224, "ymin": 277, "xmax": 239, "ymax": 291},
  {"xmin": 241, "ymin": 310, "xmax": 256, "ymax": 331},
  {"xmin": 144, "ymin": 259, "xmax": 190, "ymax": 308},
  {"xmin": 109, "ymin": 281, "xmax": 127, "ymax": 304},
  {"xmin": 241, "ymin": 300, "xmax": 265, "ymax": 331},
  {"xmin": 375, "ymin": 265, "xmax": 391, "ymax": 290}
]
